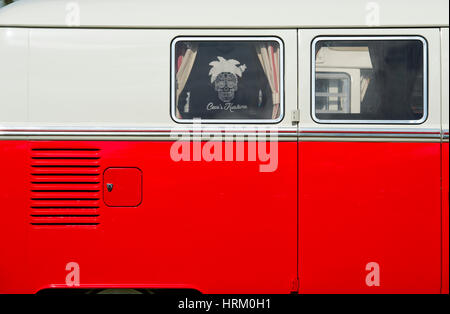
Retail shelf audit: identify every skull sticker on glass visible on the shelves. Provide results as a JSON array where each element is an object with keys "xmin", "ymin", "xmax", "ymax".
[
  {"xmin": 209, "ymin": 57, "xmax": 247, "ymax": 103},
  {"xmin": 214, "ymin": 72, "xmax": 238, "ymax": 102}
]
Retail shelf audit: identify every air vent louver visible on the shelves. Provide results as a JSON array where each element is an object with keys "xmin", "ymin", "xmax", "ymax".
[{"xmin": 29, "ymin": 145, "xmax": 101, "ymax": 227}]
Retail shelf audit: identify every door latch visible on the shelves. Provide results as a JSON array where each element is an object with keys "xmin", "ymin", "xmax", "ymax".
[{"xmin": 291, "ymin": 110, "xmax": 300, "ymax": 123}]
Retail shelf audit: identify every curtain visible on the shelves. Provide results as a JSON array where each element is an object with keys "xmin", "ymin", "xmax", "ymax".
[
  {"xmin": 256, "ymin": 43, "xmax": 280, "ymax": 119},
  {"xmin": 360, "ymin": 75, "xmax": 371, "ymax": 102},
  {"xmin": 175, "ymin": 43, "xmax": 198, "ymax": 118}
]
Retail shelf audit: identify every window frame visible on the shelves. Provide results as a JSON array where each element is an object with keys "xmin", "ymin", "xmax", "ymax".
[
  {"xmin": 170, "ymin": 36, "xmax": 285, "ymax": 124},
  {"xmin": 311, "ymin": 36, "xmax": 428, "ymax": 124}
]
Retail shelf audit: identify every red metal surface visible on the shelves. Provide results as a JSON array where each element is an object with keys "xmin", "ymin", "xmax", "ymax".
[
  {"xmin": 103, "ymin": 168, "xmax": 142, "ymax": 207},
  {"xmin": 0, "ymin": 140, "xmax": 297, "ymax": 294},
  {"xmin": 0, "ymin": 140, "xmax": 445, "ymax": 293},
  {"xmin": 442, "ymin": 142, "xmax": 449, "ymax": 294},
  {"xmin": 298, "ymin": 142, "xmax": 442, "ymax": 293},
  {"xmin": 0, "ymin": 141, "xmax": 29, "ymax": 293}
]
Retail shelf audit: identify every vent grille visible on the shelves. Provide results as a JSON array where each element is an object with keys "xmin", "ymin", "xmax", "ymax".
[{"xmin": 30, "ymin": 145, "xmax": 101, "ymax": 226}]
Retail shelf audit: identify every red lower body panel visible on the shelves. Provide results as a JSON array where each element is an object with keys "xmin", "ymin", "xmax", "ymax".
[
  {"xmin": 0, "ymin": 140, "xmax": 297, "ymax": 294},
  {"xmin": 442, "ymin": 143, "xmax": 449, "ymax": 294},
  {"xmin": 0, "ymin": 141, "xmax": 29, "ymax": 293},
  {"xmin": 298, "ymin": 142, "xmax": 442, "ymax": 293},
  {"xmin": 0, "ymin": 140, "xmax": 445, "ymax": 293}
]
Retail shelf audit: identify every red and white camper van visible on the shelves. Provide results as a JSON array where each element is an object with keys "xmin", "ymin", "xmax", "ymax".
[{"xmin": 0, "ymin": 0, "xmax": 448, "ymax": 294}]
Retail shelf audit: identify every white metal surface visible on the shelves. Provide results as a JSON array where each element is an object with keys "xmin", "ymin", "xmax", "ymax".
[
  {"xmin": 0, "ymin": 28, "xmax": 297, "ymax": 130},
  {"xmin": 0, "ymin": 0, "xmax": 447, "ymax": 137},
  {"xmin": 441, "ymin": 28, "xmax": 449, "ymax": 136},
  {"xmin": 0, "ymin": 0, "xmax": 448, "ymax": 28},
  {"xmin": 0, "ymin": 28, "xmax": 27, "ymax": 122}
]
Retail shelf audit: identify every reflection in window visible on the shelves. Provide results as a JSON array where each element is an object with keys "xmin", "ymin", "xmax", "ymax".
[
  {"xmin": 0, "ymin": 0, "xmax": 15, "ymax": 8},
  {"xmin": 172, "ymin": 38, "xmax": 282, "ymax": 122},
  {"xmin": 313, "ymin": 38, "xmax": 426, "ymax": 122},
  {"xmin": 316, "ymin": 73, "xmax": 350, "ymax": 113}
]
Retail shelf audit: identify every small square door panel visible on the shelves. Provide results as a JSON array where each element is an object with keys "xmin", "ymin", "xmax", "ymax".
[{"xmin": 103, "ymin": 168, "xmax": 142, "ymax": 207}]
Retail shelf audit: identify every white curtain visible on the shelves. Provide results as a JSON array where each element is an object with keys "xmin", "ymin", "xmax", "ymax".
[
  {"xmin": 360, "ymin": 76, "xmax": 371, "ymax": 102},
  {"xmin": 256, "ymin": 43, "xmax": 281, "ymax": 119},
  {"xmin": 175, "ymin": 43, "xmax": 198, "ymax": 118}
]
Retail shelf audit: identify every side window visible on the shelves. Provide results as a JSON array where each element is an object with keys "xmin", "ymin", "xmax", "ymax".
[
  {"xmin": 171, "ymin": 37, "xmax": 283, "ymax": 123},
  {"xmin": 312, "ymin": 37, "xmax": 427, "ymax": 123}
]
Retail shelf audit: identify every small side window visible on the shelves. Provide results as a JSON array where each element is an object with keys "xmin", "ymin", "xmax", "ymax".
[
  {"xmin": 312, "ymin": 37, "xmax": 427, "ymax": 123},
  {"xmin": 171, "ymin": 37, "xmax": 283, "ymax": 123}
]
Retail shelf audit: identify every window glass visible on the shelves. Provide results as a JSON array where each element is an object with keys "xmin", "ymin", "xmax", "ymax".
[
  {"xmin": 316, "ymin": 73, "xmax": 351, "ymax": 113},
  {"xmin": 172, "ymin": 38, "xmax": 283, "ymax": 122},
  {"xmin": 313, "ymin": 38, "xmax": 426, "ymax": 122}
]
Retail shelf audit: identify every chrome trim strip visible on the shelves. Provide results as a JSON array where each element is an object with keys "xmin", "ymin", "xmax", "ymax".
[
  {"xmin": 0, "ymin": 126, "xmax": 438, "ymax": 132},
  {"xmin": 311, "ymin": 36, "xmax": 428, "ymax": 124},
  {"xmin": 298, "ymin": 128, "xmax": 441, "ymax": 139},
  {"xmin": 299, "ymin": 127, "xmax": 441, "ymax": 133},
  {"xmin": 170, "ymin": 36, "xmax": 285, "ymax": 124},
  {"xmin": 0, "ymin": 126, "xmax": 298, "ymax": 132},
  {"xmin": 443, "ymin": 130, "xmax": 449, "ymax": 140},
  {"xmin": 299, "ymin": 132, "xmax": 439, "ymax": 139},
  {"xmin": 0, "ymin": 131, "xmax": 297, "ymax": 139},
  {"xmin": 0, "ymin": 129, "xmax": 442, "ymax": 139}
]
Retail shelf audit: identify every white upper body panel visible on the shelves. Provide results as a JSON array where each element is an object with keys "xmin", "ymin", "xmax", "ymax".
[
  {"xmin": 442, "ymin": 28, "xmax": 449, "ymax": 134},
  {"xmin": 0, "ymin": 0, "xmax": 448, "ymax": 135},
  {"xmin": 0, "ymin": 0, "xmax": 448, "ymax": 28},
  {"xmin": 0, "ymin": 28, "xmax": 298, "ymax": 130}
]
